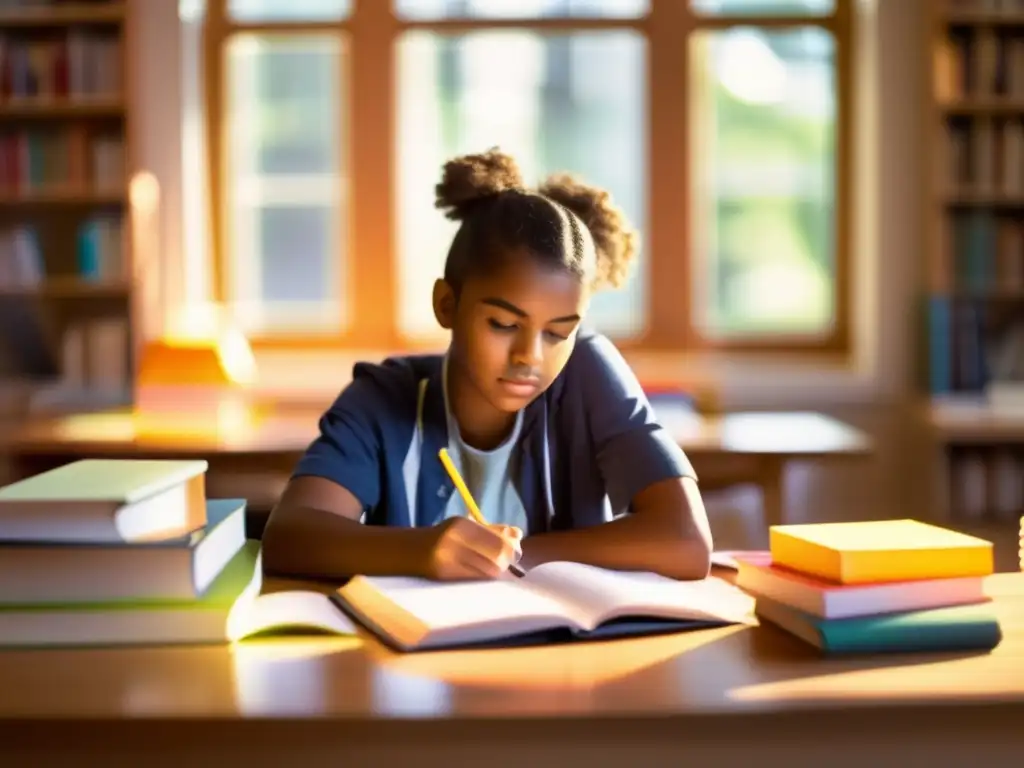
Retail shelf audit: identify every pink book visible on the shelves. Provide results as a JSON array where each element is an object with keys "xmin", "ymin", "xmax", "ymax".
[
  {"xmin": 710, "ymin": 550, "xmax": 771, "ymax": 571},
  {"xmin": 733, "ymin": 556, "xmax": 989, "ymax": 620}
]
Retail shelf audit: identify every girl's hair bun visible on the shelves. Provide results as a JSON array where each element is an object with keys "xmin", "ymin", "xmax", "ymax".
[
  {"xmin": 434, "ymin": 147, "xmax": 526, "ymax": 221},
  {"xmin": 539, "ymin": 174, "xmax": 638, "ymax": 289}
]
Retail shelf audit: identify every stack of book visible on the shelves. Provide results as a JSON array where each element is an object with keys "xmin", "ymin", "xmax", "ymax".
[
  {"xmin": 735, "ymin": 519, "xmax": 1003, "ymax": 654},
  {"xmin": 0, "ymin": 458, "xmax": 261, "ymax": 648}
]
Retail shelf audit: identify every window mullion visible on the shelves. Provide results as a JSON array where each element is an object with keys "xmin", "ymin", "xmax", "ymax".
[
  {"xmin": 348, "ymin": 1, "xmax": 396, "ymax": 348},
  {"xmin": 830, "ymin": 0, "xmax": 853, "ymax": 354},
  {"xmin": 205, "ymin": 0, "xmax": 229, "ymax": 306},
  {"xmin": 647, "ymin": 0, "xmax": 695, "ymax": 350}
]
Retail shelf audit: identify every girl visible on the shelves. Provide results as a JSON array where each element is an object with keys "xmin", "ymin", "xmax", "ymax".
[{"xmin": 262, "ymin": 149, "xmax": 712, "ymax": 581}]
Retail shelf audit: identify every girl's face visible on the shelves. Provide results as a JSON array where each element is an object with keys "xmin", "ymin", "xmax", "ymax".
[{"xmin": 435, "ymin": 249, "xmax": 590, "ymax": 416}]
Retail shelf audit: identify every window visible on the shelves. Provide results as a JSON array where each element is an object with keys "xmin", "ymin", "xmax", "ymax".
[
  {"xmin": 203, "ymin": 0, "xmax": 852, "ymax": 352},
  {"xmin": 396, "ymin": 29, "xmax": 647, "ymax": 341},
  {"xmin": 223, "ymin": 33, "xmax": 346, "ymax": 335}
]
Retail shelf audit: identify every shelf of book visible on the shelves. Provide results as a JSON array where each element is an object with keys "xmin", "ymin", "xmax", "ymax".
[
  {"xmin": 0, "ymin": 2, "xmax": 125, "ymax": 28},
  {"xmin": 924, "ymin": 1, "xmax": 1024, "ymax": 521},
  {"xmin": 0, "ymin": 0, "xmax": 132, "ymax": 411},
  {"xmin": 0, "ymin": 100, "xmax": 124, "ymax": 118}
]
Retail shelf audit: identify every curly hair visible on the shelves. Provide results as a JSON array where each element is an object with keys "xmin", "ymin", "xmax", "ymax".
[{"xmin": 434, "ymin": 147, "xmax": 638, "ymax": 291}]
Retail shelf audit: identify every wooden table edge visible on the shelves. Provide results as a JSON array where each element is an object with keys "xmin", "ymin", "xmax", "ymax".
[{"xmin": 0, "ymin": 697, "xmax": 1020, "ymax": 733}]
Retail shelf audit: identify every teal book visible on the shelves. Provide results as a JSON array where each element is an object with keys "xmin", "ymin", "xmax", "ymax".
[
  {"xmin": 76, "ymin": 219, "xmax": 101, "ymax": 279},
  {"xmin": 0, "ymin": 541, "xmax": 262, "ymax": 648},
  {"xmin": 755, "ymin": 595, "xmax": 1003, "ymax": 654}
]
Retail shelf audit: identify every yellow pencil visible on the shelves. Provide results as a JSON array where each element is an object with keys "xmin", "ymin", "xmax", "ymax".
[
  {"xmin": 438, "ymin": 448, "xmax": 526, "ymax": 576},
  {"xmin": 438, "ymin": 447, "xmax": 486, "ymax": 524}
]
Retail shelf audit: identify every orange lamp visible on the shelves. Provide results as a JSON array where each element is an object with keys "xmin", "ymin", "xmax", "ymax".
[
  {"xmin": 128, "ymin": 169, "xmax": 258, "ymax": 438},
  {"xmin": 133, "ymin": 309, "xmax": 258, "ymax": 439}
]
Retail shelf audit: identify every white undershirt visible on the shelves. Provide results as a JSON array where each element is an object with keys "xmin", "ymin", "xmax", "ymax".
[{"xmin": 440, "ymin": 356, "xmax": 530, "ymax": 533}]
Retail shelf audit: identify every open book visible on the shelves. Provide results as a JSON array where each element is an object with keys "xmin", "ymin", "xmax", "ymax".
[{"xmin": 333, "ymin": 562, "xmax": 755, "ymax": 652}]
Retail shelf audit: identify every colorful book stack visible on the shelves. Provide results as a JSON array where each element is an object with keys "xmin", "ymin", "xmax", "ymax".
[
  {"xmin": 736, "ymin": 519, "xmax": 1002, "ymax": 655},
  {"xmin": 0, "ymin": 459, "xmax": 261, "ymax": 648}
]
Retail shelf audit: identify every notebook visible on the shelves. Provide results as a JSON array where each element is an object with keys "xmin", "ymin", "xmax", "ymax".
[
  {"xmin": 735, "ymin": 557, "xmax": 989, "ymax": 619},
  {"xmin": 755, "ymin": 595, "xmax": 1003, "ymax": 654},
  {"xmin": 333, "ymin": 561, "xmax": 756, "ymax": 652},
  {"xmin": 0, "ymin": 458, "xmax": 209, "ymax": 543},
  {"xmin": 0, "ymin": 498, "xmax": 247, "ymax": 604},
  {"xmin": 769, "ymin": 519, "xmax": 995, "ymax": 584},
  {"xmin": 0, "ymin": 542, "xmax": 265, "ymax": 648}
]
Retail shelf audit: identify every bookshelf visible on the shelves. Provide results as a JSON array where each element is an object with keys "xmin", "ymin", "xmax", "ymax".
[
  {"xmin": 0, "ymin": 0, "xmax": 132, "ymax": 412},
  {"xmin": 925, "ymin": 0, "xmax": 1024, "ymax": 521}
]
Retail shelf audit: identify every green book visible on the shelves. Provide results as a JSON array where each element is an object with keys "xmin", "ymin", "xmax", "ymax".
[
  {"xmin": 0, "ymin": 541, "xmax": 261, "ymax": 648},
  {"xmin": 755, "ymin": 595, "xmax": 1003, "ymax": 654}
]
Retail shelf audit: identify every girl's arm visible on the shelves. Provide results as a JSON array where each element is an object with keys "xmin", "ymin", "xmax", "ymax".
[
  {"xmin": 519, "ymin": 476, "xmax": 712, "ymax": 580},
  {"xmin": 262, "ymin": 475, "xmax": 435, "ymax": 581},
  {"xmin": 528, "ymin": 334, "xmax": 713, "ymax": 580}
]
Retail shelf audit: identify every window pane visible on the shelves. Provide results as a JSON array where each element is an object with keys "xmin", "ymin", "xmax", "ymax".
[
  {"xmin": 228, "ymin": 0, "xmax": 350, "ymax": 22},
  {"xmin": 395, "ymin": 0, "xmax": 647, "ymax": 20},
  {"xmin": 396, "ymin": 31, "xmax": 647, "ymax": 341},
  {"xmin": 258, "ymin": 206, "xmax": 332, "ymax": 302},
  {"xmin": 691, "ymin": 0, "xmax": 833, "ymax": 15},
  {"xmin": 224, "ymin": 34, "xmax": 346, "ymax": 336},
  {"xmin": 691, "ymin": 27, "xmax": 836, "ymax": 338}
]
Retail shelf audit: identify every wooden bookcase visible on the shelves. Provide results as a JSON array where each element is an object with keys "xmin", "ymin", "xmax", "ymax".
[
  {"xmin": 0, "ymin": 0, "xmax": 133, "ymax": 414},
  {"xmin": 924, "ymin": 0, "xmax": 1024, "ymax": 522}
]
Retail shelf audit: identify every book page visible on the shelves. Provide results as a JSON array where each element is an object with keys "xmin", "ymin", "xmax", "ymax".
[
  {"xmin": 350, "ymin": 576, "xmax": 583, "ymax": 640},
  {"xmin": 226, "ymin": 590, "xmax": 357, "ymax": 642},
  {"xmin": 523, "ymin": 562, "xmax": 755, "ymax": 630}
]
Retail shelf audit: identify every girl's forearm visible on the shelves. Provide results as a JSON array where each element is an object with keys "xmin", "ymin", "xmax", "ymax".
[
  {"xmin": 261, "ymin": 506, "xmax": 433, "ymax": 581},
  {"xmin": 520, "ymin": 508, "xmax": 712, "ymax": 580}
]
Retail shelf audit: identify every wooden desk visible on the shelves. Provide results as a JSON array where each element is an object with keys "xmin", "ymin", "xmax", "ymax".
[
  {"xmin": 0, "ymin": 572, "xmax": 1020, "ymax": 766},
  {"xmin": 657, "ymin": 409, "xmax": 871, "ymax": 525},
  {"xmin": 4, "ymin": 408, "xmax": 871, "ymax": 526}
]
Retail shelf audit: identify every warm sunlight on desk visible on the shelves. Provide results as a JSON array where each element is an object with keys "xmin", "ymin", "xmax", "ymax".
[
  {"xmin": 230, "ymin": 638, "xmax": 364, "ymax": 716},
  {"xmin": 48, "ymin": 412, "xmax": 138, "ymax": 442},
  {"xmin": 365, "ymin": 626, "xmax": 746, "ymax": 691},
  {"xmin": 728, "ymin": 650, "xmax": 1024, "ymax": 704}
]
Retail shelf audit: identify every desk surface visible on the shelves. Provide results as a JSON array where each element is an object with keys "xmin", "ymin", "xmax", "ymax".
[
  {"xmin": 0, "ymin": 573, "xmax": 1020, "ymax": 764},
  {"xmin": 6, "ymin": 407, "xmax": 871, "ymax": 460},
  {"xmin": 0, "ymin": 572, "xmax": 1020, "ymax": 722}
]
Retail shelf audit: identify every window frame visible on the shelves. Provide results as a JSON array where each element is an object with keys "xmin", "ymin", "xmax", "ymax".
[{"xmin": 202, "ymin": 0, "xmax": 854, "ymax": 355}]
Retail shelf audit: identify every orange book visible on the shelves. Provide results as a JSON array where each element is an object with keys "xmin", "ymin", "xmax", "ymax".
[{"xmin": 769, "ymin": 520, "xmax": 994, "ymax": 585}]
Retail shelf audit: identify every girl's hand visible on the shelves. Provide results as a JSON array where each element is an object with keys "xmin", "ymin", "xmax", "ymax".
[
  {"xmin": 489, "ymin": 524, "xmax": 523, "ymax": 543},
  {"xmin": 420, "ymin": 517, "xmax": 521, "ymax": 580}
]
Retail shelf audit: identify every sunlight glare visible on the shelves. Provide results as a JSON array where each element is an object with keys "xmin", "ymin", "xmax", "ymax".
[{"xmin": 716, "ymin": 30, "xmax": 787, "ymax": 105}]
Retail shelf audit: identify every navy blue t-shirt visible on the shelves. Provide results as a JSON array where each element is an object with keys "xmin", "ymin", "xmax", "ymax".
[{"xmin": 292, "ymin": 330, "xmax": 697, "ymax": 533}]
